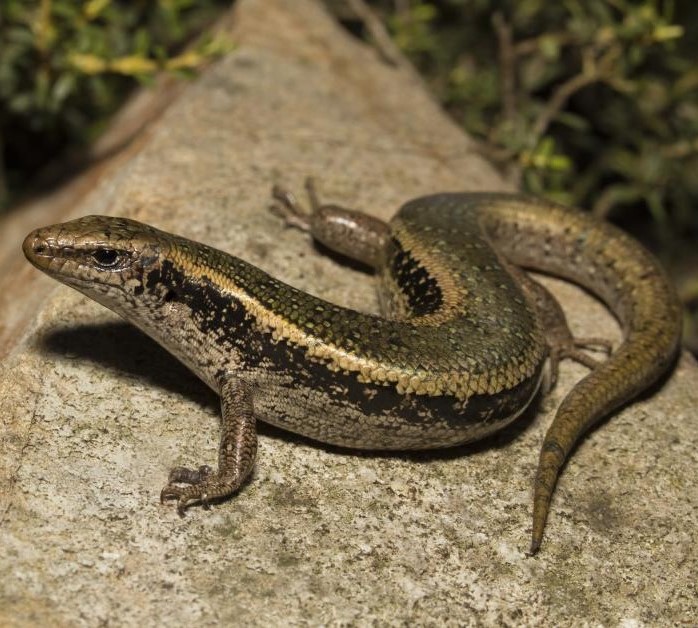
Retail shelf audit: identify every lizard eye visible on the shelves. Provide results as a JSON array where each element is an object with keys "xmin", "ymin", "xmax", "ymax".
[{"xmin": 91, "ymin": 248, "xmax": 121, "ymax": 268}]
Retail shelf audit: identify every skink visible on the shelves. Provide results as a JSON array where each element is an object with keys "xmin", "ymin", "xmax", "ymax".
[{"xmin": 22, "ymin": 183, "xmax": 682, "ymax": 553}]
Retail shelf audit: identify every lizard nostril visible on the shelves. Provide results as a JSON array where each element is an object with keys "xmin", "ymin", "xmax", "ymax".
[
  {"xmin": 32, "ymin": 237, "xmax": 50, "ymax": 256},
  {"xmin": 22, "ymin": 232, "xmax": 50, "ymax": 261}
]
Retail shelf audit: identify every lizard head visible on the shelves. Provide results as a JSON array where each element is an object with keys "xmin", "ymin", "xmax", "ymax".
[
  {"xmin": 24, "ymin": 215, "xmax": 164, "ymax": 284},
  {"xmin": 24, "ymin": 214, "xmax": 251, "ymax": 388},
  {"xmin": 22, "ymin": 215, "xmax": 176, "ymax": 315}
]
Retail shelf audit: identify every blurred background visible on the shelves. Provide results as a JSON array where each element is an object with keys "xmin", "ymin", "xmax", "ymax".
[{"xmin": 1, "ymin": 0, "xmax": 696, "ymax": 350}]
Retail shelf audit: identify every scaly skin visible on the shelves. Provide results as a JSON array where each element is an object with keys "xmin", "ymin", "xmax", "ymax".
[{"xmin": 22, "ymin": 190, "xmax": 682, "ymax": 553}]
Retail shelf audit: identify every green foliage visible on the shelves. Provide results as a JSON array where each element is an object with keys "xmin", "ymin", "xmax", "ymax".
[
  {"xmin": 0, "ymin": 0, "xmax": 232, "ymax": 207},
  {"xmin": 369, "ymin": 0, "xmax": 698, "ymax": 246}
]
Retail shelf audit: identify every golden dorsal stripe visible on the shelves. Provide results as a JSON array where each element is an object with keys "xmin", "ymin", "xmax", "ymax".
[{"xmin": 178, "ymin": 253, "xmax": 541, "ymax": 402}]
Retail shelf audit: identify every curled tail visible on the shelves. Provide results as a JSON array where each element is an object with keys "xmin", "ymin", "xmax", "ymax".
[
  {"xmin": 529, "ymin": 317, "xmax": 681, "ymax": 553},
  {"xmin": 477, "ymin": 193, "xmax": 683, "ymax": 553}
]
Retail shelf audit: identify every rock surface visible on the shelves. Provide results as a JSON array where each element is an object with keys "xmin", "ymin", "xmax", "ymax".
[{"xmin": 1, "ymin": 0, "xmax": 696, "ymax": 625}]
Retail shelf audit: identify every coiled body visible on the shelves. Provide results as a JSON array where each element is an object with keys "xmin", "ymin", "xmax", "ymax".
[{"xmin": 23, "ymin": 191, "xmax": 682, "ymax": 553}]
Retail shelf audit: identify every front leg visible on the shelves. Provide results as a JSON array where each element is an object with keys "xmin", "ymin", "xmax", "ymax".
[{"xmin": 160, "ymin": 377, "xmax": 257, "ymax": 515}]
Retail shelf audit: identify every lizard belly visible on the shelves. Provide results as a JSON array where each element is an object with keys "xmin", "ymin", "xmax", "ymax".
[{"xmin": 242, "ymin": 368, "xmax": 543, "ymax": 449}]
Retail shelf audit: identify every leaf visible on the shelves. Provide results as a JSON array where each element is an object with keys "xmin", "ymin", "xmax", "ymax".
[
  {"xmin": 84, "ymin": 0, "xmax": 111, "ymax": 21},
  {"xmin": 51, "ymin": 72, "xmax": 76, "ymax": 106},
  {"xmin": 68, "ymin": 53, "xmax": 108, "ymax": 74},
  {"xmin": 108, "ymin": 55, "xmax": 159, "ymax": 76}
]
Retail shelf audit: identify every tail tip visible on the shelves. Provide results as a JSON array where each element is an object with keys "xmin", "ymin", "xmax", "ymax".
[{"xmin": 527, "ymin": 536, "xmax": 541, "ymax": 556}]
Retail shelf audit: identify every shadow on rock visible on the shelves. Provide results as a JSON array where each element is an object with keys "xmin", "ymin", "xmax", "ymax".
[
  {"xmin": 39, "ymin": 320, "xmax": 547, "ymax": 462},
  {"xmin": 39, "ymin": 321, "xmax": 218, "ymax": 412}
]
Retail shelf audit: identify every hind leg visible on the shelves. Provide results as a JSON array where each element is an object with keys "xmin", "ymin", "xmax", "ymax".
[{"xmin": 513, "ymin": 268, "xmax": 613, "ymax": 390}]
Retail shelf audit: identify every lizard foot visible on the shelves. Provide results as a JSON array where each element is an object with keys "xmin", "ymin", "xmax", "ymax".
[
  {"xmin": 547, "ymin": 336, "xmax": 614, "ymax": 392},
  {"xmin": 270, "ymin": 180, "xmax": 317, "ymax": 232},
  {"xmin": 160, "ymin": 465, "xmax": 246, "ymax": 516},
  {"xmin": 160, "ymin": 379, "xmax": 258, "ymax": 515},
  {"xmin": 517, "ymin": 270, "xmax": 615, "ymax": 393}
]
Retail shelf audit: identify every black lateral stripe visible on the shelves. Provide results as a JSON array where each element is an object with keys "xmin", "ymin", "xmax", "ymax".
[
  {"xmin": 388, "ymin": 237, "xmax": 443, "ymax": 316},
  {"xmin": 149, "ymin": 257, "xmax": 540, "ymax": 428}
]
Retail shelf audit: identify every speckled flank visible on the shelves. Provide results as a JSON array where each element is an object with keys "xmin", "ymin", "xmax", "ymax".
[{"xmin": 22, "ymin": 191, "xmax": 681, "ymax": 553}]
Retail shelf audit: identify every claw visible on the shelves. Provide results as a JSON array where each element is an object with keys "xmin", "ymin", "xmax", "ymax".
[
  {"xmin": 161, "ymin": 485, "xmax": 195, "ymax": 516},
  {"xmin": 160, "ymin": 485, "xmax": 177, "ymax": 505}
]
